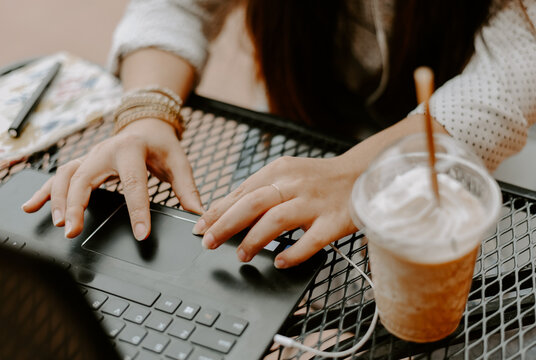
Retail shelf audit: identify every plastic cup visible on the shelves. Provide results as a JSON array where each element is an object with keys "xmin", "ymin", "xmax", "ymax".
[{"xmin": 350, "ymin": 133, "xmax": 502, "ymax": 343}]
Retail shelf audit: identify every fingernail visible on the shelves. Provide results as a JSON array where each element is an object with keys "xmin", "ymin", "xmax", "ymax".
[
  {"xmin": 201, "ymin": 232, "xmax": 215, "ymax": 249},
  {"xmin": 52, "ymin": 209, "xmax": 62, "ymax": 226},
  {"xmin": 274, "ymin": 258, "xmax": 287, "ymax": 269},
  {"xmin": 192, "ymin": 218, "xmax": 207, "ymax": 235},
  {"xmin": 237, "ymin": 248, "xmax": 249, "ymax": 262},
  {"xmin": 64, "ymin": 220, "xmax": 72, "ymax": 238},
  {"xmin": 134, "ymin": 222, "xmax": 147, "ymax": 241},
  {"xmin": 21, "ymin": 200, "xmax": 30, "ymax": 210}
]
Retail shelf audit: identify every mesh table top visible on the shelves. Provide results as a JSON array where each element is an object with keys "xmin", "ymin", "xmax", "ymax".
[{"xmin": 2, "ymin": 94, "xmax": 536, "ymax": 359}]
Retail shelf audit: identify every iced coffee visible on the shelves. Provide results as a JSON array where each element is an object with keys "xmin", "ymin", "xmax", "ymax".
[{"xmin": 350, "ymin": 134, "xmax": 501, "ymax": 343}]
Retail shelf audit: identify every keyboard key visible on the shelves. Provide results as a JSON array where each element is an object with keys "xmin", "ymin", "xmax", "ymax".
[
  {"xmin": 117, "ymin": 343, "xmax": 139, "ymax": 360},
  {"xmin": 142, "ymin": 332, "xmax": 170, "ymax": 354},
  {"xmin": 58, "ymin": 260, "xmax": 71, "ymax": 269},
  {"xmin": 94, "ymin": 312, "xmax": 104, "ymax": 322},
  {"xmin": 189, "ymin": 347, "xmax": 223, "ymax": 360},
  {"xmin": 164, "ymin": 340, "xmax": 193, "ymax": 360},
  {"xmin": 176, "ymin": 302, "xmax": 200, "ymax": 320},
  {"xmin": 215, "ymin": 315, "xmax": 248, "ymax": 336},
  {"xmin": 196, "ymin": 309, "xmax": 220, "ymax": 327},
  {"xmin": 124, "ymin": 305, "xmax": 151, "ymax": 324},
  {"xmin": 87, "ymin": 290, "xmax": 108, "ymax": 310},
  {"xmin": 102, "ymin": 317, "xmax": 125, "ymax": 338},
  {"xmin": 102, "ymin": 298, "xmax": 129, "ymax": 317},
  {"xmin": 118, "ymin": 324, "xmax": 147, "ymax": 345},
  {"xmin": 145, "ymin": 312, "xmax": 172, "ymax": 332},
  {"xmin": 190, "ymin": 327, "xmax": 236, "ymax": 354},
  {"xmin": 155, "ymin": 295, "xmax": 181, "ymax": 314},
  {"xmin": 5, "ymin": 238, "xmax": 25, "ymax": 250},
  {"xmin": 78, "ymin": 271, "xmax": 160, "ymax": 306},
  {"xmin": 168, "ymin": 318, "xmax": 195, "ymax": 340},
  {"xmin": 137, "ymin": 350, "xmax": 161, "ymax": 360}
]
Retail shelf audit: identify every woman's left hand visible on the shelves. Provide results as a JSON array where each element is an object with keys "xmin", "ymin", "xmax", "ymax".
[{"xmin": 191, "ymin": 155, "xmax": 359, "ymax": 269}]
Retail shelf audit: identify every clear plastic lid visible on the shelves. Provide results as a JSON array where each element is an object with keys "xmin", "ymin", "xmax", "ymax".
[{"xmin": 350, "ymin": 134, "xmax": 502, "ymax": 264}]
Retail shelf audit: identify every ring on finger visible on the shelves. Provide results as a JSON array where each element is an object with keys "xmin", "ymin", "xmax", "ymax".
[{"xmin": 270, "ymin": 183, "xmax": 285, "ymax": 203}]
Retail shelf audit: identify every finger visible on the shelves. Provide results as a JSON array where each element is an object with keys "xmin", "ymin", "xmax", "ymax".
[
  {"xmin": 274, "ymin": 218, "xmax": 345, "ymax": 269},
  {"xmin": 193, "ymin": 174, "xmax": 283, "ymax": 235},
  {"xmin": 22, "ymin": 177, "xmax": 53, "ymax": 213},
  {"xmin": 115, "ymin": 151, "xmax": 151, "ymax": 241},
  {"xmin": 64, "ymin": 159, "xmax": 116, "ymax": 238},
  {"xmin": 200, "ymin": 184, "xmax": 285, "ymax": 249},
  {"xmin": 236, "ymin": 199, "xmax": 308, "ymax": 262},
  {"xmin": 192, "ymin": 181, "xmax": 251, "ymax": 235},
  {"xmin": 50, "ymin": 159, "xmax": 83, "ymax": 226},
  {"xmin": 167, "ymin": 146, "xmax": 204, "ymax": 214}
]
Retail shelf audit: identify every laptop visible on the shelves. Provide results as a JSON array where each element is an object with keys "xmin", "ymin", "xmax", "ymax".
[{"xmin": 0, "ymin": 169, "xmax": 326, "ymax": 360}]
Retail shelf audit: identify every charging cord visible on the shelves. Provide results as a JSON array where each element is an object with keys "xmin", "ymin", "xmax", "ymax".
[{"xmin": 273, "ymin": 243, "xmax": 379, "ymax": 358}]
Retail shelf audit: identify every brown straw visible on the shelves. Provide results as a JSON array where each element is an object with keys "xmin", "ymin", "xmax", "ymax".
[{"xmin": 414, "ymin": 67, "xmax": 440, "ymax": 204}]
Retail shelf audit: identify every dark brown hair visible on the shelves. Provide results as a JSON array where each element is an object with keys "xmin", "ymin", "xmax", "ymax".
[{"xmin": 245, "ymin": 0, "xmax": 493, "ymax": 133}]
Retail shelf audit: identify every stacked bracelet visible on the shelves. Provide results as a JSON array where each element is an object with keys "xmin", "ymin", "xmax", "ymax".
[{"xmin": 113, "ymin": 86, "xmax": 185, "ymax": 139}]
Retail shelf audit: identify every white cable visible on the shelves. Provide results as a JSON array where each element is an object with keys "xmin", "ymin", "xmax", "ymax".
[{"xmin": 273, "ymin": 243, "xmax": 379, "ymax": 358}]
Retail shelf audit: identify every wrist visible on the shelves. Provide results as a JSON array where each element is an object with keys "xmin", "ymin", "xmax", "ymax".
[
  {"xmin": 117, "ymin": 117, "xmax": 178, "ymax": 138},
  {"xmin": 341, "ymin": 115, "xmax": 450, "ymax": 177}
]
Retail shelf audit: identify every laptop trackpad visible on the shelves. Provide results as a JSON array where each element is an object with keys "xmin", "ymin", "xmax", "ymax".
[{"xmin": 82, "ymin": 204, "xmax": 202, "ymax": 272}]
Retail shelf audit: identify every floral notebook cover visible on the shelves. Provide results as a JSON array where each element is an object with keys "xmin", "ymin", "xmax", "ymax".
[{"xmin": 0, "ymin": 52, "xmax": 121, "ymax": 167}]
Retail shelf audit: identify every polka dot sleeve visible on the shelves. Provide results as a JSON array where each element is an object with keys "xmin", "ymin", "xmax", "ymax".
[{"xmin": 411, "ymin": 0, "xmax": 536, "ymax": 171}]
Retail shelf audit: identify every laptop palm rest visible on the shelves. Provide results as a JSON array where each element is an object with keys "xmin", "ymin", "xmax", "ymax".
[{"xmin": 82, "ymin": 205, "xmax": 203, "ymax": 272}]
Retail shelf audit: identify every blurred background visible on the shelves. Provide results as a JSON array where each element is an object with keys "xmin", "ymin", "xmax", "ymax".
[
  {"xmin": 1, "ymin": 0, "xmax": 534, "ymax": 188},
  {"xmin": 0, "ymin": 0, "xmax": 263, "ymax": 109}
]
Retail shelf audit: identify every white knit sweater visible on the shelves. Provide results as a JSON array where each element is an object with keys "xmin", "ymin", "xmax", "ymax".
[{"xmin": 109, "ymin": 0, "xmax": 536, "ymax": 171}]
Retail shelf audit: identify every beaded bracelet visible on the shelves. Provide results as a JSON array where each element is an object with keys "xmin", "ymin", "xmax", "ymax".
[
  {"xmin": 117, "ymin": 102, "xmax": 181, "ymax": 121},
  {"xmin": 117, "ymin": 92, "xmax": 181, "ymax": 116},
  {"xmin": 114, "ymin": 109, "xmax": 183, "ymax": 138},
  {"xmin": 113, "ymin": 86, "xmax": 184, "ymax": 138}
]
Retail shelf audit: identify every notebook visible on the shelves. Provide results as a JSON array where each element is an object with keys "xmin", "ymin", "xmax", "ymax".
[
  {"xmin": 0, "ymin": 169, "xmax": 326, "ymax": 360},
  {"xmin": 0, "ymin": 53, "xmax": 121, "ymax": 167}
]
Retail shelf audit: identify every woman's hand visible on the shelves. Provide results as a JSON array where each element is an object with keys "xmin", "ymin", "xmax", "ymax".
[
  {"xmin": 22, "ymin": 118, "xmax": 203, "ymax": 240},
  {"xmin": 192, "ymin": 155, "xmax": 359, "ymax": 269},
  {"xmin": 191, "ymin": 114, "xmax": 450, "ymax": 269}
]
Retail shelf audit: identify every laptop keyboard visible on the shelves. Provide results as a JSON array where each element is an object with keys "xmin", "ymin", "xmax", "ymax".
[
  {"xmin": 2, "ymin": 234, "xmax": 249, "ymax": 360},
  {"xmin": 85, "ymin": 286, "xmax": 248, "ymax": 360}
]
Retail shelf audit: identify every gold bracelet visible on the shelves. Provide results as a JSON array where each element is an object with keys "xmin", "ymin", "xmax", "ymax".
[
  {"xmin": 114, "ymin": 108, "xmax": 184, "ymax": 139},
  {"xmin": 117, "ymin": 93, "xmax": 181, "ymax": 115},
  {"xmin": 116, "ymin": 103, "xmax": 180, "ymax": 120},
  {"xmin": 140, "ymin": 86, "xmax": 183, "ymax": 106},
  {"xmin": 113, "ymin": 86, "xmax": 184, "ymax": 138}
]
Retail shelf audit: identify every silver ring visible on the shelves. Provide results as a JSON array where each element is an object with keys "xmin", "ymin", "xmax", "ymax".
[{"xmin": 271, "ymin": 183, "xmax": 285, "ymax": 203}]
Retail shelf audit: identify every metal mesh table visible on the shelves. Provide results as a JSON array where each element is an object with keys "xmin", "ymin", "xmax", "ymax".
[{"xmin": 2, "ymin": 94, "xmax": 536, "ymax": 359}]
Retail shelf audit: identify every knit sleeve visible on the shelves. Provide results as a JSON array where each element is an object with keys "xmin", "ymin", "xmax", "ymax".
[
  {"xmin": 107, "ymin": 0, "xmax": 228, "ymax": 78},
  {"xmin": 411, "ymin": 0, "xmax": 536, "ymax": 171}
]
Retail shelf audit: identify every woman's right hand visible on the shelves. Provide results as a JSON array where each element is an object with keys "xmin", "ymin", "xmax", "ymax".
[{"xmin": 22, "ymin": 118, "xmax": 204, "ymax": 240}]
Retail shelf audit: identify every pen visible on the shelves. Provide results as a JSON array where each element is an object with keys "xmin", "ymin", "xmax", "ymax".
[
  {"xmin": 0, "ymin": 57, "xmax": 36, "ymax": 77},
  {"xmin": 8, "ymin": 61, "xmax": 62, "ymax": 138}
]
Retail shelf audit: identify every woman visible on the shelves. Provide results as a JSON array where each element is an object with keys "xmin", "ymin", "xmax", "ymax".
[{"xmin": 23, "ymin": 0, "xmax": 536, "ymax": 269}]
